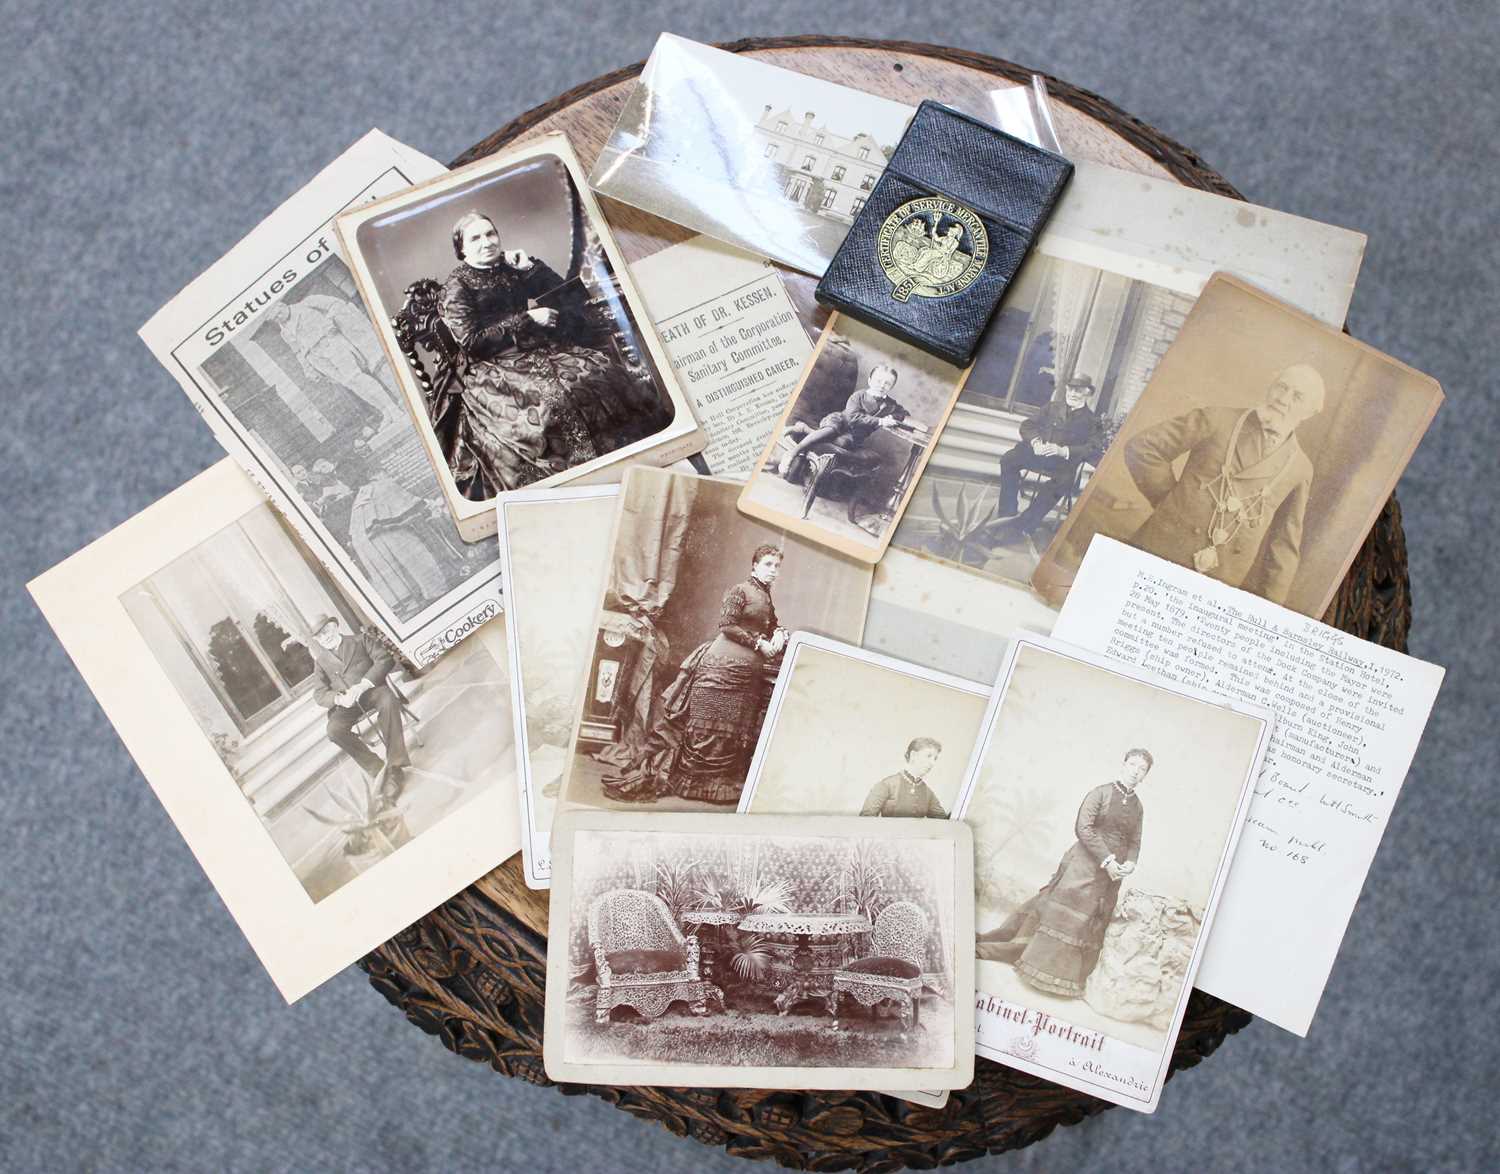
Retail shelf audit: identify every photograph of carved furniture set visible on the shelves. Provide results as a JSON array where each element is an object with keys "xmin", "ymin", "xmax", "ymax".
[{"xmin": 583, "ymin": 889, "xmax": 945, "ymax": 1036}]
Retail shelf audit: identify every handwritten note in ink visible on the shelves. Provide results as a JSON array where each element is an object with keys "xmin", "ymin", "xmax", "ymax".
[{"xmin": 1053, "ymin": 538, "xmax": 1443, "ymax": 1035}]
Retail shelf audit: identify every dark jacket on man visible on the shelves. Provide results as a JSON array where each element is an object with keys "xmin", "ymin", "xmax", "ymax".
[
  {"xmin": 312, "ymin": 631, "xmax": 396, "ymax": 709},
  {"xmin": 312, "ymin": 630, "xmax": 408, "ymax": 777}
]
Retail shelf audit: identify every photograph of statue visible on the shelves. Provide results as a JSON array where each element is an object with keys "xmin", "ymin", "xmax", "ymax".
[
  {"xmin": 141, "ymin": 133, "xmax": 505, "ymax": 663},
  {"xmin": 194, "ymin": 256, "xmax": 496, "ymax": 625}
]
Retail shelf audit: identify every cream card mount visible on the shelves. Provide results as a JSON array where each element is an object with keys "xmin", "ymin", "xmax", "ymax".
[
  {"xmin": 337, "ymin": 134, "xmax": 705, "ymax": 542},
  {"xmin": 955, "ymin": 634, "xmax": 1272, "ymax": 1111},
  {"xmin": 495, "ymin": 483, "xmax": 621, "ymax": 889},
  {"xmin": 28, "ymin": 460, "xmax": 521, "ymax": 1002},
  {"xmin": 544, "ymin": 809, "xmax": 975, "ymax": 1092}
]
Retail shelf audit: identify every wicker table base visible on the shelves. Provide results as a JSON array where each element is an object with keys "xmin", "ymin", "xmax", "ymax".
[{"xmin": 359, "ymin": 37, "xmax": 1412, "ymax": 1169}]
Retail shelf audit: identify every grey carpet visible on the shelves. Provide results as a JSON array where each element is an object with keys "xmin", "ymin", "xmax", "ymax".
[{"xmin": 3, "ymin": 1, "xmax": 1497, "ymax": 1170}]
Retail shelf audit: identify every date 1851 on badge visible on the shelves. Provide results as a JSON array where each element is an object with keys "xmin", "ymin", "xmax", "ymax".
[{"xmin": 877, "ymin": 197, "xmax": 988, "ymax": 303}]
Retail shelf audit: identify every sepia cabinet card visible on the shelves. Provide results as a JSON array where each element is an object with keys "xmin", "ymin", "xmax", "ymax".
[
  {"xmin": 140, "ymin": 130, "xmax": 504, "ymax": 668},
  {"xmin": 888, "ymin": 161, "xmax": 1367, "ymax": 596},
  {"xmin": 557, "ymin": 467, "xmax": 872, "ymax": 817},
  {"xmin": 336, "ymin": 135, "xmax": 705, "ymax": 542},
  {"xmin": 496, "ymin": 484, "xmax": 621, "ymax": 889},
  {"xmin": 28, "ymin": 460, "xmax": 521, "ymax": 1002},
  {"xmin": 544, "ymin": 810, "xmax": 974, "ymax": 1091},
  {"xmin": 739, "ymin": 632, "xmax": 991, "ymax": 820},
  {"xmin": 954, "ymin": 634, "xmax": 1271, "ymax": 1111},
  {"xmin": 1053, "ymin": 537, "xmax": 1445, "ymax": 1035},
  {"xmin": 1032, "ymin": 274, "xmax": 1442, "ymax": 616}
]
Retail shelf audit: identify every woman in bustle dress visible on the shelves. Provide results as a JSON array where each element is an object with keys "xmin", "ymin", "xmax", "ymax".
[
  {"xmin": 602, "ymin": 545, "xmax": 789, "ymax": 806},
  {"xmin": 437, "ymin": 211, "xmax": 617, "ymax": 497},
  {"xmin": 976, "ymin": 748, "xmax": 1151, "ymax": 997}
]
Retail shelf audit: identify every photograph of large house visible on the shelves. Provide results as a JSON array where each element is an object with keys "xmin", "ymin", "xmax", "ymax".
[{"xmin": 750, "ymin": 107, "xmax": 893, "ymax": 226}]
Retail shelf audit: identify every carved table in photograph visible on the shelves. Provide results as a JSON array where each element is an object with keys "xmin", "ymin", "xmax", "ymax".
[
  {"xmin": 737, "ymin": 910, "xmax": 872, "ymax": 1016},
  {"xmin": 359, "ymin": 36, "xmax": 1413, "ymax": 1169}
]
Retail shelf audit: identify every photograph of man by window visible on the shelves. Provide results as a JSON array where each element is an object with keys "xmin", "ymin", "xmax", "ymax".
[
  {"xmin": 891, "ymin": 252, "xmax": 1195, "ymax": 584},
  {"xmin": 117, "ymin": 501, "xmax": 516, "ymax": 903}
]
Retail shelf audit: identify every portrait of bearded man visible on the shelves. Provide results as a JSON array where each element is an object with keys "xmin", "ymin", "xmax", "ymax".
[{"xmin": 1120, "ymin": 363, "xmax": 1325, "ymax": 604}]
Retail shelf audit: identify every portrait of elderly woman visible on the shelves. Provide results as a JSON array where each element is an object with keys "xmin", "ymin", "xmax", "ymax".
[
  {"xmin": 429, "ymin": 205, "xmax": 672, "ymax": 498},
  {"xmin": 602, "ymin": 543, "xmax": 790, "ymax": 806},
  {"xmin": 343, "ymin": 146, "xmax": 693, "ymax": 520}
]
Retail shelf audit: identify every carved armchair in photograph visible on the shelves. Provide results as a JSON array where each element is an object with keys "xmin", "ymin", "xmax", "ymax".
[
  {"xmin": 827, "ymin": 901, "xmax": 930, "ymax": 1032},
  {"xmin": 587, "ymin": 890, "xmax": 724, "ymax": 1024},
  {"xmin": 773, "ymin": 424, "xmax": 887, "ymax": 524}
]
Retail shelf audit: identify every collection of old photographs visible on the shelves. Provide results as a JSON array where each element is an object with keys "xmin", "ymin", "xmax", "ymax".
[{"xmin": 29, "ymin": 34, "xmax": 1447, "ymax": 1110}]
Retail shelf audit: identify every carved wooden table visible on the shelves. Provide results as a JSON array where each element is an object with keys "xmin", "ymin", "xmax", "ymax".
[
  {"xmin": 737, "ymin": 911, "xmax": 872, "ymax": 1016},
  {"xmin": 359, "ymin": 36, "xmax": 1412, "ymax": 1168}
]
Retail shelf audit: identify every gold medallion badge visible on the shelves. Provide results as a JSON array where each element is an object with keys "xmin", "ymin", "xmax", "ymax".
[{"xmin": 877, "ymin": 198, "xmax": 989, "ymax": 302}]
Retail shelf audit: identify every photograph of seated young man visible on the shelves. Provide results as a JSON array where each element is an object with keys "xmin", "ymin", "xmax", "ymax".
[
  {"xmin": 778, "ymin": 363, "xmax": 910, "ymax": 483},
  {"xmin": 310, "ymin": 614, "xmax": 410, "ymax": 801}
]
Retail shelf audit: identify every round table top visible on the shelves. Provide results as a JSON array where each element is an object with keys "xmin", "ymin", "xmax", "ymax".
[
  {"xmin": 738, "ymin": 911, "xmax": 873, "ymax": 936},
  {"xmin": 680, "ymin": 909, "xmax": 744, "ymax": 927},
  {"xmin": 360, "ymin": 35, "xmax": 1413, "ymax": 1169}
]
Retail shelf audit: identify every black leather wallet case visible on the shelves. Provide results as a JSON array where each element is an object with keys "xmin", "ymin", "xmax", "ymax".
[{"xmin": 815, "ymin": 100, "xmax": 1073, "ymax": 367}]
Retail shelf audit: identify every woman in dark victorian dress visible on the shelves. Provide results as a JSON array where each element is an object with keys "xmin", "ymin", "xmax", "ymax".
[
  {"xmin": 976, "ymin": 748, "xmax": 1151, "ymax": 997},
  {"xmin": 602, "ymin": 545, "xmax": 789, "ymax": 806},
  {"xmin": 437, "ymin": 211, "xmax": 627, "ymax": 497}
]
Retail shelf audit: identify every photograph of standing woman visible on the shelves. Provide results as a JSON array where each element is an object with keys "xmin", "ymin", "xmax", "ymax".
[
  {"xmin": 562, "ymin": 469, "xmax": 872, "ymax": 813},
  {"xmin": 959, "ymin": 640, "xmax": 1267, "ymax": 1049},
  {"xmin": 977, "ymin": 749, "xmax": 1151, "ymax": 996},
  {"xmin": 602, "ymin": 543, "xmax": 790, "ymax": 804}
]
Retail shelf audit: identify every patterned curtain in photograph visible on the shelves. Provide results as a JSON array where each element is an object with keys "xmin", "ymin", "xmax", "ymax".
[{"xmin": 594, "ymin": 475, "xmax": 701, "ymax": 767}]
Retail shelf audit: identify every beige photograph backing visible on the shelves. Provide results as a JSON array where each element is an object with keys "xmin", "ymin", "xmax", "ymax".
[
  {"xmin": 28, "ymin": 460, "xmax": 520, "ymax": 1002},
  {"xmin": 1032, "ymin": 274, "xmax": 1442, "ymax": 616},
  {"xmin": 543, "ymin": 810, "xmax": 974, "ymax": 1091},
  {"xmin": 496, "ymin": 484, "xmax": 621, "ymax": 889}
]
